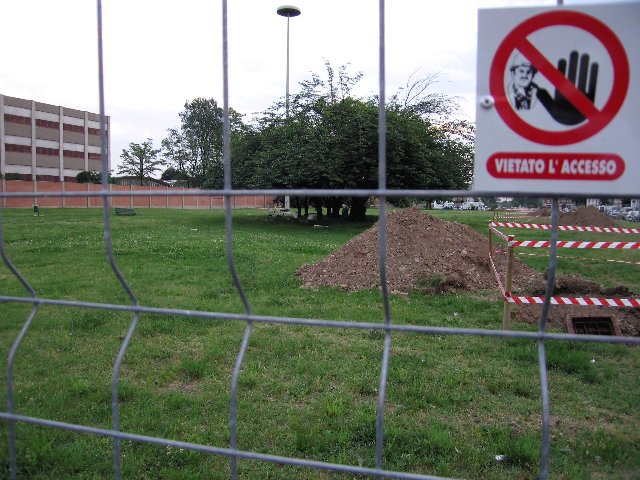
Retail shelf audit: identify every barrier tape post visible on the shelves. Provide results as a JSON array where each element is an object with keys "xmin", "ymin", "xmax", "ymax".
[
  {"xmin": 503, "ymin": 235, "xmax": 515, "ymax": 330},
  {"xmin": 488, "ymin": 222, "xmax": 494, "ymax": 261}
]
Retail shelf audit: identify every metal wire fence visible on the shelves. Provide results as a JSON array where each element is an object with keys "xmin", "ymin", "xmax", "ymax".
[{"xmin": 1, "ymin": 1, "xmax": 639, "ymax": 479}]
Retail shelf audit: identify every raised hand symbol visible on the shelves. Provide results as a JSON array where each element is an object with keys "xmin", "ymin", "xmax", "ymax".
[{"xmin": 535, "ymin": 51, "xmax": 599, "ymax": 125}]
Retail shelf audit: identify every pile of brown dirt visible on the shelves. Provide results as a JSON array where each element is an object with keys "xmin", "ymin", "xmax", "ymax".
[
  {"xmin": 297, "ymin": 207, "xmax": 542, "ymax": 293},
  {"xmin": 559, "ymin": 206, "xmax": 617, "ymax": 227},
  {"xmin": 297, "ymin": 207, "xmax": 640, "ymax": 335},
  {"xmin": 529, "ymin": 207, "xmax": 550, "ymax": 217},
  {"xmin": 528, "ymin": 206, "xmax": 617, "ymax": 228}
]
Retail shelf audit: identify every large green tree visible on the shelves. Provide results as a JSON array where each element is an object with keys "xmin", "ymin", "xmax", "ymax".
[
  {"xmin": 159, "ymin": 66, "xmax": 474, "ymax": 219},
  {"xmin": 233, "ymin": 63, "xmax": 474, "ymax": 220},
  {"xmin": 118, "ymin": 139, "xmax": 164, "ymax": 185},
  {"xmin": 161, "ymin": 98, "xmax": 245, "ymax": 188}
]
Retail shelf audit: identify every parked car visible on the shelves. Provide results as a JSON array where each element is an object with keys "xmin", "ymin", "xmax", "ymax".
[
  {"xmin": 620, "ymin": 207, "xmax": 633, "ymax": 217},
  {"xmin": 461, "ymin": 201, "xmax": 486, "ymax": 210},
  {"xmin": 625, "ymin": 210, "xmax": 640, "ymax": 222}
]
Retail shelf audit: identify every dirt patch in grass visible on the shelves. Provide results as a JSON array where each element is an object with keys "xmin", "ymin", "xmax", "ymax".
[
  {"xmin": 513, "ymin": 304, "xmax": 640, "ymax": 337},
  {"xmin": 513, "ymin": 273, "xmax": 640, "ymax": 335},
  {"xmin": 165, "ymin": 379, "xmax": 199, "ymax": 394}
]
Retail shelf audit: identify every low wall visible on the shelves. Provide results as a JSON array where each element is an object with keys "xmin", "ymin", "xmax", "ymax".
[{"xmin": 0, "ymin": 180, "xmax": 273, "ymax": 209}]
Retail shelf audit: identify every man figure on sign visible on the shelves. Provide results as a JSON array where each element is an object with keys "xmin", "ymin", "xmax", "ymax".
[
  {"xmin": 508, "ymin": 52, "xmax": 537, "ymax": 110},
  {"xmin": 507, "ymin": 49, "xmax": 599, "ymax": 125}
]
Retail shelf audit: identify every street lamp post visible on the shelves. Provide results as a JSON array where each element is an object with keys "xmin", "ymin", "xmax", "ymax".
[{"xmin": 277, "ymin": 5, "xmax": 301, "ymax": 117}]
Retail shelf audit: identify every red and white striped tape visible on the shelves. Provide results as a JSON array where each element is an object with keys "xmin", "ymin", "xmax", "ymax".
[
  {"xmin": 508, "ymin": 240, "xmax": 640, "ymax": 249},
  {"xmin": 489, "ymin": 222, "xmax": 638, "ymax": 309},
  {"xmin": 488, "ymin": 252, "xmax": 507, "ymax": 297},
  {"xmin": 491, "ymin": 221, "xmax": 640, "ymax": 234},
  {"xmin": 489, "ymin": 224, "xmax": 512, "ymax": 243},
  {"xmin": 517, "ymin": 252, "xmax": 640, "ymax": 266},
  {"xmin": 494, "ymin": 212, "xmax": 538, "ymax": 218},
  {"xmin": 504, "ymin": 294, "xmax": 640, "ymax": 308}
]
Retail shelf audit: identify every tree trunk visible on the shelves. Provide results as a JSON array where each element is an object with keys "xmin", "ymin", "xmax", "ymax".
[
  {"xmin": 328, "ymin": 197, "xmax": 341, "ymax": 218},
  {"xmin": 349, "ymin": 196, "xmax": 368, "ymax": 221},
  {"xmin": 295, "ymin": 197, "xmax": 302, "ymax": 218},
  {"xmin": 311, "ymin": 197, "xmax": 323, "ymax": 219}
]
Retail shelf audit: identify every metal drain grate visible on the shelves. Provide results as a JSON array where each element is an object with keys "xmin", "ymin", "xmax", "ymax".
[{"xmin": 567, "ymin": 316, "xmax": 620, "ymax": 336}]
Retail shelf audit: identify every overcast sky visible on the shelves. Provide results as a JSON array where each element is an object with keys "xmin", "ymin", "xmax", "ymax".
[{"xmin": 1, "ymin": 0, "xmax": 620, "ymax": 173}]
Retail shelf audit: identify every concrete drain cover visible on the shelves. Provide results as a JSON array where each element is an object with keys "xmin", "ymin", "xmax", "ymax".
[{"xmin": 567, "ymin": 316, "xmax": 621, "ymax": 336}]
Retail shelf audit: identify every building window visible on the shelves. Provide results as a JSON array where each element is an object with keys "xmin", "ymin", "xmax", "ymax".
[
  {"xmin": 4, "ymin": 173, "xmax": 31, "ymax": 181},
  {"xmin": 63, "ymin": 124, "xmax": 84, "ymax": 134},
  {"xmin": 36, "ymin": 119, "xmax": 60, "ymax": 129},
  {"xmin": 36, "ymin": 174, "xmax": 60, "ymax": 182},
  {"xmin": 88, "ymin": 127, "xmax": 106, "ymax": 136},
  {"xmin": 63, "ymin": 150, "xmax": 85, "ymax": 158},
  {"xmin": 4, "ymin": 114, "xmax": 31, "ymax": 125},
  {"xmin": 5, "ymin": 144, "xmax": 32, "ymax": 153},
  {"xmin": 36, "ymin": 147, "xmax": 60, "ymax": 156}
]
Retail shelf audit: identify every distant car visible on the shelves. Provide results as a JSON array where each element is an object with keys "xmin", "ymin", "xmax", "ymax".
[
  {"xmin": 443, "ymin": 201, "xmax": 455, "ymax": 209},
  {"xmin": 620, "ymin": 207, "xmax": 633, "ymax": 217},
  {"xmin": 461, "ymin": 201, "xmax": 486, "ymax": 210},
  {"xmin": 625, "ymin": 210, "xmax": 639, "ymax": 222}
]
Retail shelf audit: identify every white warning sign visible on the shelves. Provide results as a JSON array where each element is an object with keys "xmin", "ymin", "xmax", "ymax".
[{"xmin": 474, "ymin": 3, "xmax": 639, "ymax": 195}]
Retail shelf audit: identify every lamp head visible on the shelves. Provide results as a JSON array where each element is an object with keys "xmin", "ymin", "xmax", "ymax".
[{"xmin": 277, "ymin": 5, "xmax": 301, "ymax": 17}]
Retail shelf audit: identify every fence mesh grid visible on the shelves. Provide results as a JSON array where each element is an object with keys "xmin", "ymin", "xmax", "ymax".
[{"xmin": 2, "ymin": 1, "xmax": 639, "ymax": 479}]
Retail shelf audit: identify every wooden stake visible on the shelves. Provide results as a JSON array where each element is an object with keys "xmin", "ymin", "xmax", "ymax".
[{"xmin": 503, "ymin": 237, "xmax": 515, "ymax": 330}]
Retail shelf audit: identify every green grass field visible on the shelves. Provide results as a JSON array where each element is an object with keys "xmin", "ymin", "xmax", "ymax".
[{"xmin": 1, "ymin": 207, "xmax": 638, "ymax": 479}]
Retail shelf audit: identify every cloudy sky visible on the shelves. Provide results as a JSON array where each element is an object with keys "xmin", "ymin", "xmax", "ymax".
[{"xmin": 1, "ymin": 0, "xmax": 617, "ymax": 173}]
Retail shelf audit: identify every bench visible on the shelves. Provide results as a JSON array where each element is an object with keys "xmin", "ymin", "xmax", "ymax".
[
  {"xmin": 266, "ymin": 207, "xmax": 278, "ymax": 219},
  {"xmin": 266, "ymin": 208, "xmax": 297, "ymax": 221},
  {"xmin": 115, "ymin": 207, "xmax": 136, "ymax": 216}
]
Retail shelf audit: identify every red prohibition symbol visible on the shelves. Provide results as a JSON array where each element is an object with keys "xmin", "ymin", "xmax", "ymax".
[{"xmin": 490, "ymin": 10, "xmax": 630, "ymax": 146}]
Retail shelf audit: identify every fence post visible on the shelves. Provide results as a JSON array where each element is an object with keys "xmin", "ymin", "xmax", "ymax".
[{"xmin": 503, "ymin": 235, "xmax": 515, "ymax": 330}]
